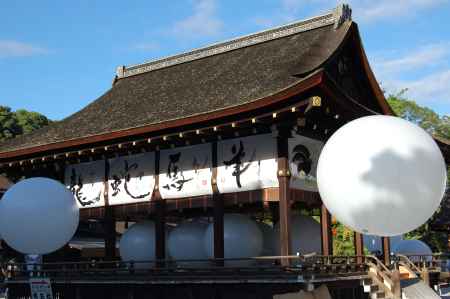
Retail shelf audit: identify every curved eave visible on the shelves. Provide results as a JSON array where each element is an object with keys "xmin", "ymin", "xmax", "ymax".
[
  {"xmin": 351, "ymin": 24, "xmax": 394, "ymax": 116},
  {"xmin": 0, "ymin": 70, "xmax": 325, "ymax": 161}
]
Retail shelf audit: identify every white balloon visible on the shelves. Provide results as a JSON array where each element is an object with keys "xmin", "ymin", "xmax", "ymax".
[
  {"xmin": 390, "ymin": 235, "xmax": 403, "ymax": 250},
  {"xmin": 317, "ymin": 115, "xmax": 447, "ymax": 236},
  {"xmin": 392, "ymin": 239, "xmax": 432, "ymax": 262},
  {"xmin": 0, "ymin": 177, "xmax": 79, "ymax": 254},
  {"xmin": 168, "ymin": 221, "xmax": 207, "ymax": 261},
  {"xmin": 120, "ymin": 221, "xmax": 155, "ymax": 268},
  {"xmin": 204, "ymin": 214, "xmax": 263, "ymax": 260},
  {"xmin": 274, "ymin": 215, "xmax": 322, "ymax": 255},
  {"xmin": 363, "ymin": 234, "xmax": 403, "ymax": 253}
]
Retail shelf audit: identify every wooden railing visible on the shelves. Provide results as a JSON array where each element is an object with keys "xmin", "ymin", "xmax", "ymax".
[{"xmin": 3, "ymin": 254, "xmax": 370, "ymax": 283}]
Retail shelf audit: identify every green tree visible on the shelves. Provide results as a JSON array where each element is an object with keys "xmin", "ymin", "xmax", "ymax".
[
  {"xmin": 0, "ymin": 106, "xmax": 21, "ymax": 141},
  {"xmin": 387, "ymin": 90, "xmax": 449, "ymax": 139},
  {"xmin": 0, "ymin": 105, "xmax": 51, "ymax": 142},
  {"xmin": 388, "ymin": 91, "xmax": 449, "ymax": 253},
  {"xmin": 14, "ymin": 109, "xmax": 51, "ymax": 135}
]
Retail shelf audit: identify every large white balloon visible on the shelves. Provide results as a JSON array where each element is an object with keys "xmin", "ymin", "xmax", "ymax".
[
  {"xmin": 274, "ymin": 215, "xmax": 322, "ymax": 255},
  {"xmin": 168, "ymin": 221, "xmax": 207, "ymax": 261},
  {"xmin": 317, "ymin": 115, "xmax": 447, "ymax": 236},
  {"xmin": 392, "ymin": 239, "xmax": 432, "ymax": 262},
  {"xmin": 120, "ymin": 221, "xmax": 155, "ymax": 268},
  {"xmin": 0, "ymin": 177, "xmax": 79, "ymax": 254},
  {"xmin": 204, "ymin": 214, "xmax": 263, "ymax": 260},
  {"xmin": 363, "ymin": 234, "xmax": 403, "ymax": 253}
]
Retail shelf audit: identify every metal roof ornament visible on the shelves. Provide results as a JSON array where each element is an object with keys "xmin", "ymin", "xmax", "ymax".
[{"xmin": 333, "ymin": 3, "xmax": 352, "ymax": 29}]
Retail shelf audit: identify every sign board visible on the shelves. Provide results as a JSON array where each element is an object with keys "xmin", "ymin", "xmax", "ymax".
[
  {"xmin": 29, "ymin": 278, "xmax": 53, "ymax": 299},
  {"xmin": 160, "ymin": 144, "xmax": 212, "ymax": 199},
  {"xmin": 288, "ymin": 134, "xmax": 324, "ymax": 192},
  {"xmin": 108, "ymin": 152, "xmax": 155, "ymax": 205},
  {"xmin": 64, "ymin": 160, "xmax": 106, "ymax": 208},
  {"xmin": 217, "ymin": 134, "xmax": 278, "ymax": 193}
]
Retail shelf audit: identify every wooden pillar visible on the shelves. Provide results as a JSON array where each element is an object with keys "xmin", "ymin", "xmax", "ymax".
[
  {"xmin": 320, "ymin": 204, "xmax": 333, "ymax": 256},
  {"xmin": 154, "ymin": 150, "xmax": 166, "ymax": 263},
  {"xmin": 155, "ymin": 197, "xmax": 166, "ymax": 261},
  {"xmin": 212, "ymin": 141, "xmax": 224, "ymax": 263},
  {"xmin": 276, "ymin": 127, "xmax": 292, "ymax": 266},
  {"xmin": 104, "ymin": 207, "xmax": 116, "ymax": 260},
  {"xmin": 104, "ymin": 159, "xmax": 116, "ymax": 260},
  {"xmin": 354, "ymin": 232, "xmax": 364, "ymax": 264},
  {"xmin": 382, "ymin": 237, "xmax": 391, "ymax": 265}
]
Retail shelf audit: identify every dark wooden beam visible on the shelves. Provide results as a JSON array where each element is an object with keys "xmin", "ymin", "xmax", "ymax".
[
  {"xmin": 382, "ymin": 237, "xmax": 390, "ymax": 265},
  {"xmin": 212, "ymin": 141, "xmax": 224, "ymax": 264},
  {"xmin": 104, "ymin": 208, "xmax": 116, "ymax": 260},
  {"xmin": 103, "ymin": 159, "xmax": 116, "ymax": 260},
  {"xmin": 320, "ymin": 204, "xmax": 333, "ymax": 256},
  {"xmin": 154, "ymin": 196, "xmax": 166, "ymax": 262},
  {"xmin": 277, "ymin": 126, "xmax": 292, "ymax": 266},
  {"xmin": 354, "ymin": 232, "xmax": 364, "ymax": 264}
]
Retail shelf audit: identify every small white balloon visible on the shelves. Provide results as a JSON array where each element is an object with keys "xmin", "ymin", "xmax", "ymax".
[
  {"xmin": 0, "ymin": 177, "xmax": 79, "ymax": 254},
  {"xmin": 392, "ymin": 239, "xmax": 432, "ymax": 262},
  {"xmin": 363, "ymin": 234, "xmax": 403, "ymax": 253},
  {"xmin": 120, "ymin": 221, "xmax": 155, "ymax": 269},
  {"xmin": 317, "ymin": 115, "xmax": 447, "ymax": 236},
  {"xmin": 168, "ymin": 221, "xmax": 207, "ymax": 261},
  {"xmin": 274, "ymin": 215, "xmax": 322, "ymax": 255},
  {"xmin": 204, "ymin": 214, "xmax": 263, "ymax": 260}
]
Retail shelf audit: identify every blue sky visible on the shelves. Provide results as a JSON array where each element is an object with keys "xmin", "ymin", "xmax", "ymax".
[{"xmin": 1, "ymin": 0, "xmax": 449, "ymax": 120}]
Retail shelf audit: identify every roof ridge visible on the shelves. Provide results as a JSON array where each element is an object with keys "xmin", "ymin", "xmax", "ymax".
[{"xmin": 116, "ymin": 4, "xmax": 352, "ymax": 80}]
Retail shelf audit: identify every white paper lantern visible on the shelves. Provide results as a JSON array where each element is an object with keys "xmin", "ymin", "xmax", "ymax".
[
  {"xmin": 363, "ymin": 234, "xmax": 403, "ymax": 253},
  {"xmin": 273, "ymin": 215, "xmax": 322, "ymax": 255},
  {"xmin": 317, "ymin": 115, "xmax": 447, "ymax": 236},
  {"xmin": 392, "ymin": 239, "xmax": 432, "ymax": 261},
  {"xmin": 0, "ymin": 177, "xmax": 79, "ymax": 254},
  {"xmin": 204, "ymin": 214, "xmax": 263, "ymax": 260},
  {"xmin": 168, "ymin": 221, "xmax": 207, "ymax": 261}
]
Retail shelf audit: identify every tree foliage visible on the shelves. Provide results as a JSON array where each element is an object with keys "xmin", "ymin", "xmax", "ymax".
[
  {"xmin": 0, "ymin": 106, "xmax": 51, "ymax": 142},
  {"xmin": 387, "ymin": 90, "xmax": 449, "ymax": 140}
]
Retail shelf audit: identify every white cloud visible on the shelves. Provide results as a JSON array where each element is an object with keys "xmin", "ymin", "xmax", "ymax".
[
  {"xmin": 171, "ymin": 0, "xmax": 223, "ymax": 39},
  {"xmin": 389, "ymin": 70, "xmax": 450, "ymax": 104},
  {"xmin": 349, "ymin": 0, "xmax": 448, "ymax": 23},
  {"xmin": 256, "ymin": 0, "xmax": 448, "ymax": 28},
  {"xmin": 0, "ymin": 40, "xmax": 48, "ymax": 58},
  {"xmin": 372, "ymin": 43, "xmax": 450, "ymax": 76},
  {"xmin": 370, "ymin": 43, "xmax": 450, "ymax": 113}
]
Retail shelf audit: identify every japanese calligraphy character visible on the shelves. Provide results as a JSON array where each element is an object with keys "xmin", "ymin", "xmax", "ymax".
[
  {"xmin": 69, "ymin": 168, "xmax": 101, "ymax": 207},
  {"xmin": 163, "ymin": 152, "xmax": 192, "ymax": 191},
  {"xmin": 223, "ymin": 141, "xmax": 254, "ymax": 188}
]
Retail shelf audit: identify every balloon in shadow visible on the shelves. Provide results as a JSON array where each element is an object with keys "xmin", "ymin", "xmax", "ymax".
[
  {"xmin": 392, "ymin": 239, "xmax": 432, "ymax": 262},
  {"xmin": 273, "ymin": 215, "xmax": 322, "ymax": 255}
]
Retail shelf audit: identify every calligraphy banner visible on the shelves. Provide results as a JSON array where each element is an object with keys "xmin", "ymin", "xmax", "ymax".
[
  {"xmin": 288, "ymin": 134, "xmax": 324, "ymax": 192},
  {"xmin": 108, "ymin": 152, "xmax": 155, "ymax": 205},
  {"xmin": 160, "ymin": 143, "xmax": 213, "ymax": 199},
  {"xmin": 217, "ymin": 134, "xmax": 278, "ymax": 193},
  {"xmin": 64, "ymin": 160, "xmax": 105, "ymax": 209}
]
